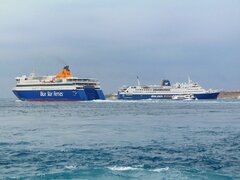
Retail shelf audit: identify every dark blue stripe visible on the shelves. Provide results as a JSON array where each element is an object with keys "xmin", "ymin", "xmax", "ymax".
[
  {"xmin": 118, "ymin": 92, "xmax": 219, "ymax": 100},
  {"xmin": 13, "ymin": 89, "xmax": 105, "ymax": 101}
]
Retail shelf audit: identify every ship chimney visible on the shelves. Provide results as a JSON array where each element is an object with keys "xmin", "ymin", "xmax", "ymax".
[{"xmin": 55, "ymin": 66, "xmax": 73, "ymax": 79}]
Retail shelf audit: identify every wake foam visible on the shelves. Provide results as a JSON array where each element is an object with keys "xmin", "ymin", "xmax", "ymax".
[
  {"xmin": 108, "ymin": 166, "xmax": 139, "ymax": 171},
  {"xmin": 107, "ymin": 166, "xmax": 169, "ymax": 172},
  {"xmin": 150, "ymin": 167, "xmax": 169, "ymax": 172},
  {"xmin": 65, "ymin": 165, "xmax": 77, "ymax": 170}
]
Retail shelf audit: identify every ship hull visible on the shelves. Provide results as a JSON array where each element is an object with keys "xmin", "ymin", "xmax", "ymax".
[
  {"xmin": 13, "ymin": 89, "xmax": 105, "ymax": 101},
  {"xmin": 118, "ymin": 92, "xmax": 219, "ymax": 100}
]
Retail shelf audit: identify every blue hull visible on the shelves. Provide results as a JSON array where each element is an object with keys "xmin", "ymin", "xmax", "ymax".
[
  {"xmin": 193, "ymin": 93, "xmax": 219, "ymax": 99},
  {"xmin": 13, "ymin": 89, "xmax": 105, "ymax": 101},
  {"xmin": 118, "ymin": 92, "xmax": 219, "ymax": 100}
]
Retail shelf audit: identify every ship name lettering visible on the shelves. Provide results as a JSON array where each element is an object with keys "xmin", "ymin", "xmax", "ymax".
[
  {"xmin": 47, "ymin": 92, "xmax": 53, "ymax": 96},
  {"xmin": 151, "ymin": 95, "xmax": 162, "ymax": 98},
  {"xmin": 40, "ymin": 91, "xmax": 46, "ymax": 97},
  {"xmin": 54, "ymin": 91, "xmax": 63, "ymax": 96}
]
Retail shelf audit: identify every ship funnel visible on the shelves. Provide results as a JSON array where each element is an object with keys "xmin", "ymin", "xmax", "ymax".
[
  {"xmin": 161, "ymin": 80, "xmax": 171, "ymax": 86},
  {"xmin": 55, "ymin": 66, "xmax": 73, "ymax": 79}
]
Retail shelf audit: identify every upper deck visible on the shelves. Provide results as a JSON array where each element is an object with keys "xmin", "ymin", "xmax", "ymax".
[
  {"xmin": 14, "ymin": 66, "xmax": 101, "ymax": 89},
  {"xmin": 118, "ymin": 79, "xmax": 217, "ymax": 94},
  {"xmin": 16, "ymin": 76, "xmax": 100, "ymax": 87}
]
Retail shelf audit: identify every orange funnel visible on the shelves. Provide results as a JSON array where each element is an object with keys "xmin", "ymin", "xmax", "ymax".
[{"xmin": 55, "ymin": 66, "xmax": 73, "ymax": 79}]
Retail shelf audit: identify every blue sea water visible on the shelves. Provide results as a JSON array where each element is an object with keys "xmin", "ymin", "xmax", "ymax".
[{"xmin": 0, "ymin": 99, "xmax": 239, "ymax": 180}]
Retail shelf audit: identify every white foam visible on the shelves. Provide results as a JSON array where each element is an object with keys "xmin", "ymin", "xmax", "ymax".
[
  {"xmin": 108, "ymin": 166, "xmax": 170, "ymax": 172},
  {"xmin": 108, "ymin": 166, "xmax": 140, "ymax": 171},
  {"xmin": 150, "ymin": 167, "xmax": 169, "ymax": 172},
  {"xmin": 65, "ymin": 165, "xmax": 77, "ymax": 170},
  {"xmin": 94, "ymin": 99, "xmax": 165, "ymax": 103},
  {"xmin": 92, "ymin": 100, "xmax": 106, "ymax": 102}
]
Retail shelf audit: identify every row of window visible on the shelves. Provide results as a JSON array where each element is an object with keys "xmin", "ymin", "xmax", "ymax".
[{"xmin": 16, "ymin": 83, "xmax": 96, "ymax": 87}]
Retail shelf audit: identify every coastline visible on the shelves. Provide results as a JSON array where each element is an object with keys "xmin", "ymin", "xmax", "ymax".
[{"xmin": 218, "ymin": 91, "xmax": 240, "ymax": 99}]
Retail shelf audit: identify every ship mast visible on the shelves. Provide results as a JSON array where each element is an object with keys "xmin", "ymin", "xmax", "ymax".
[
  {"xmin": 188, "ymin": 76, "xmax": 192, "ymax": 84},
  {"xmin": 137, "ymin": 76, "xmax": 141, "ymax": 86}
]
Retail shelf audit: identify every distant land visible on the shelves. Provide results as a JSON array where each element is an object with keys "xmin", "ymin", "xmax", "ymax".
[
  {"xmin": 105, "ymin": 91, "xmax": 240, "ymax": 100},
  {"xmin": 218, "ymin": 91, "xmax": 240, "ymax": 99}
]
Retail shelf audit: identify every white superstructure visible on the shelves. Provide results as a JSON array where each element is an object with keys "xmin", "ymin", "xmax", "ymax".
[{"xmin": 13, "ymin": 74, "xmax": 101, "ymax": 91}]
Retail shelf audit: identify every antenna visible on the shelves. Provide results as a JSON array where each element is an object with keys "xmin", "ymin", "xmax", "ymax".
[
  {"xmin": 30, "ymin": 67, "xmax": 36, "ymax": 77},
  {"xmin": 137, "ymin": 76, "xmax": 141, "ymax": 86},
  {"xmin": 188, "ymin": 76, "xmax": 192, "ymax": 83},
  {"xmin": 56, "ymin": 58, "xmax": 67, "ymax": 66}
]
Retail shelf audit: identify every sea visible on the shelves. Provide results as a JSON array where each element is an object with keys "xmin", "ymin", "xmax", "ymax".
[{"xmin": 0, "ymin": 99, "xmax": 239, "ymax": 180}]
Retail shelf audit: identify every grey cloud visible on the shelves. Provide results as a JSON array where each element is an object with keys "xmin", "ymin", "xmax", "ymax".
[{"xmin": 0, "ymin": 0, "xmax": 240, "ymax": 97}]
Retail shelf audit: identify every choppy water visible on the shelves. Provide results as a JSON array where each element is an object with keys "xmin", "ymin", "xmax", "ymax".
[{"xmin": 0, "ymin": 99, "xmax": 239, "ymax": 179}]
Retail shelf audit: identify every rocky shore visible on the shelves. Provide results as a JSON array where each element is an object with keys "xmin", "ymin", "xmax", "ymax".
[{"xmin": 218, "ymin": 91, "xmax": 240, "ymax": 99}]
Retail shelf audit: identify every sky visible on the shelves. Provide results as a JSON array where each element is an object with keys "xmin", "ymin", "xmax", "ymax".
[{"xmin": 0, "ymin": 0, "xmax": 240, "ymax": 98}]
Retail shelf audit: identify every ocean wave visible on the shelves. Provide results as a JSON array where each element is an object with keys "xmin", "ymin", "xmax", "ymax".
[
  {"xmin": 92, "ymin": 99, "xmax": 168, "ymax": 103},
  {"xmin": 15, "ymin": 99, "xmax": 23, "ymax": 102},
  {"xmin": 65, "ymin": 165, "xmax": 77, "ymax": 170},
  {"xmin": 107, "ymin": 166, "xmax": 170, "ymax": 172},
  {"xmin": 150, "ymin": 167, "xmax": 169, "ymax": 172},
  {"xmin": 108, "ymin": 166, "xmax": 139, "ymax": 171},
  {"xmin": 92, "ymin": 100, "xmax": 107, "ymax": 103}
]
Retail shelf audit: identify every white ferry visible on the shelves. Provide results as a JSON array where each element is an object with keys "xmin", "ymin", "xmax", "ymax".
[{"xmin": 118, "ymin": 78, "xmax": 219, "ymax": 100}]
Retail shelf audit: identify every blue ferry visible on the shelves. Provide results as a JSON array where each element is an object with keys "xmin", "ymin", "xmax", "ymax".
[
  {"xmin": 13, "ymin": 66, "xmax": 105, "ymax": 101},
  {"xmin": 118, "ymin": 78, "xmax": 219, "ymax": 100}
]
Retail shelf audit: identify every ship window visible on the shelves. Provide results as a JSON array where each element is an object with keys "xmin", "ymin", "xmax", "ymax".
[{"xmin": 55, "ymin": 79, "xmax": 63, "ymax": 82}]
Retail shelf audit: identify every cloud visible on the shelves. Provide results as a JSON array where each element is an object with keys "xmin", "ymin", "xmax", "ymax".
[{"xmin": 0, "ymin": 0, "xmax": 240, "ymax": 97}]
